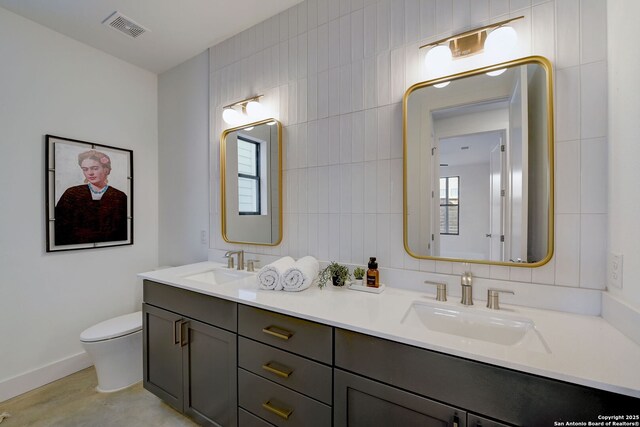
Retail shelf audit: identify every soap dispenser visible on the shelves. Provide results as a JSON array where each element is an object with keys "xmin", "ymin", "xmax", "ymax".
[{"xmin": 366, "ymin": 257, "xmax": 379, "ymax": 288}]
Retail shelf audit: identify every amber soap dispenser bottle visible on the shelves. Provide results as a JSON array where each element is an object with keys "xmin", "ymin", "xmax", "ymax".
[{"xmin": 366, "ymin": 257, "xmax": 379, "ymax": 288}]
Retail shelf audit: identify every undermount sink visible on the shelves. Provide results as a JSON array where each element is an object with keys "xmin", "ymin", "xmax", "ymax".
[
  {"xmin": 402, "ymin": 300, "xmax": 547, "ymax": 350},
  {"xmin": 182, "ymin": 268, "xmax": 253, "ymax": 286}
]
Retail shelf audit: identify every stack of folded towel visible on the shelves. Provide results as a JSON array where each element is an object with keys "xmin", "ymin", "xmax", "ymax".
[{"xmin": 257, "ymin": 256, "xmax": 319, "ymax": 292}]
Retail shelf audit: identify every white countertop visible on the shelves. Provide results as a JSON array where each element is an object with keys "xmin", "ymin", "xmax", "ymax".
[{"xmin": 140, "ymin": 261, "xmax": 640, "ymax": 398}]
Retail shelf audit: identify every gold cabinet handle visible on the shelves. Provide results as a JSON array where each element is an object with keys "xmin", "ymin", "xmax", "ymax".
[
  {"xmin": 262, "ymin": 325, "xmax": 293, "ymax": 340},
  {"xmin": 180, "ymin": 321, "xmax": 189, "ymax": 347},
  {"xmin": 262, "ymin": 399, "xmax": 293, "ymax": 420},
  {"xmin": 262, "ymin": 361, "xmax": 294, "ymax": 378},
  {"xmin": 173, "ymin": 319, "xmax": 181, "ymax": 345}
]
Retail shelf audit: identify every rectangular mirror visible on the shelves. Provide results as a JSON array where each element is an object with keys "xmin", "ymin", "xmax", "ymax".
[
  {"xmin": 221, "ymin": 119, "xmax": 282, "ymax": 245},
  {"xmin": 403, "ymin": 56, "xmax": 554, "ymax": 266}
]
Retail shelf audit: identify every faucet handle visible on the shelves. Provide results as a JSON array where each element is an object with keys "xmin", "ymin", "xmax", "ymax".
[
  {"xmin": 247, "ymin": 259, "xmax": 260, "ymax": 272},
  {"xmin": 461, "ymin": 271, "xmax": 473, "ymax": 287},
  {"xmin": 224, "ymin": 251, "xmax": 235, "ymax": 269},
  {"xmin": 486, "ymin": 289, "xmax": 514, "ymax": 310},
  {"xmin": 424, "ymin": 281, "xmax": 447, "ymax": 302},
  {"xmin": 225, "ymin": 255, "xmax": 235, "ymax": 269}
]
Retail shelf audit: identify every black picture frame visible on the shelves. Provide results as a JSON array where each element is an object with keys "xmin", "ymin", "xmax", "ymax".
[{"xmin": 45, "ymin": 135, "xmax": 134, "ymax": 252}]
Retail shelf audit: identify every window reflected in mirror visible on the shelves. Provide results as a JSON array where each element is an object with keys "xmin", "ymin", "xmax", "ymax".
[
  {"xmin": 439, "ymin": 176, "xmax": 459, "ymax": 236},
  {"xmin": 237, "ymin": 137, "xmax": 261, "ymax": 215}
]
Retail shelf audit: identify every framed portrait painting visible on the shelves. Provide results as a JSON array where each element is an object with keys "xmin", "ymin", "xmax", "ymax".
[{"xmin": 46, "ymin": 135, "xmax": 133, "ymax": 252}]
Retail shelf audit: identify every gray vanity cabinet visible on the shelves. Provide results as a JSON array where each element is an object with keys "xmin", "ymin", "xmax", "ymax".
[
  {"xmin": 334, "ymin": 369, "xmax": 466, "ymax": 427},
  {"xmin": 467, "ymin": 414, "xmax": 510, "ymax": 427},
  {"xmin": 335, "ymin": 328, "xmax": 640, "ymax": 426},
  {"xmin": 237, "ymin": 306, "xmax": 333, "ymax": 427},
  {"xmin": 142, "ymin": 303, "xmax": 184, "ymax": 411},
  {"xmin": 143, "ymin": 280, "xmax": 238, "ymax": 427},
  {"xmin": 142, "ymin": 279, "xmax": 639, "ymax": 427},
  {"xmin": 182, "ymin": 318, "xmax": 237, "ymax": 427}
]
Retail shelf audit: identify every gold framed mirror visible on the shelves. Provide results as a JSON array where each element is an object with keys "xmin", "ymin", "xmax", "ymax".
[
  {"xmin": 403, "ymin": 56, "xmax": 554, "ymax": 267},
  {"xmin": 221, "ymin": 118, "xmax": 282, "ymax": 245}
]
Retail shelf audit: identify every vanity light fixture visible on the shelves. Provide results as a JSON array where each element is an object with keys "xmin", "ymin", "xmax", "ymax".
[
  {"xmin": 486, "ymin": 69, "xmax": 508, "ymax": 77},
  {"xmin": 222, "ymin": 95, "xmax": 264, "ymax": 125},
  {"xmin": 222, "ymin": 107, "xmax": 242, "ymax": 125},
  {"xmin": 424, "ymin": 44, "xmax": 453, "ymax": 77},
  {"xmin": 420, "ymin": 16, "xmax": 523, "ymax": 78},
  {"xmin": 245, "ymin": 100, "xmax": 264, "ymax": 120}
]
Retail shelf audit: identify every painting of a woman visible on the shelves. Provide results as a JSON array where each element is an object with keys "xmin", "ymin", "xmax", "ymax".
[{"xmin": 54, "ymin": 149, "xmax": 128, "ymax": 245}]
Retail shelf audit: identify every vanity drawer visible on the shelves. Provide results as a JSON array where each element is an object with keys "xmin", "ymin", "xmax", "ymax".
[
  {"xmin": 238, "ymin": 369, "xmax": 332, "ymax": 427},
  {"xmin": 143, "ymin": 280, "xmax": 236, "ymax": 332},
  {"xmin": 238, "ymin": 337, "xmax": 332, "ymax": 404},
  {"xmin": 238, "ymin": 305, "xmax": 332, "ymax": 364},
  {"xmin": 239, "ymin": 408, "xmax": 275, "ymax": 427}
]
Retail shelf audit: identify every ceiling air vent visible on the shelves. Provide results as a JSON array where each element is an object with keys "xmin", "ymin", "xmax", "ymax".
[{"xmin": 102, "ymin": 11, "xmax": 149, "ymax": 39}]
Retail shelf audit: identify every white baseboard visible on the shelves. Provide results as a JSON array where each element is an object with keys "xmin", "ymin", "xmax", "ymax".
[
  {"xmin": 0, "ymin": 352, "xmax": 92, "ymax": 403},
  {"xmin": 602, "ymin": 292, "xmax": 640, "ymax": 346}
]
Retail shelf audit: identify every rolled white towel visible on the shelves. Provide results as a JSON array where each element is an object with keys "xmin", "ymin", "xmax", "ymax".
[
  {"xmin": 282, "ymin": 256, "xmax": 320, "ymax": 292},
  {"xmin": 257, "ymin": 256, "xmax": 295, "ymax": 290}
]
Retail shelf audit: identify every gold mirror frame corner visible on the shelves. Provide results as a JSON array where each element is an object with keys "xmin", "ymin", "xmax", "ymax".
[
  {"xmin": 220, "ymin": 118, "xmax": 283, "ymax": 246},
  {"xmin": 402, "ymin": 55, "xmax": 555, "ymax": 268}
]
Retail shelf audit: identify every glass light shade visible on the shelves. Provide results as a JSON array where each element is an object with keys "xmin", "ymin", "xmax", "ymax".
[
  {"xmin": 484, "ymin": 26, "xmax": 518, "ymax": 60},
  {"xmin": 266, "ymin": 121, "xmax": 276, "ymax": 126},
  {"xmin": 244, "ymin": 126, "xmax": 254, "ymax": 131},
  {"xmin": 223, "ymin": 108, "xmax": 242, "ymax": 125},
  {"xmin": 486, "ymin": 69, "xmax": 507, "ymax": 77},
  {"xmin": 424, "ymin": 45, "xmax": 452, "ymax": 75},
  {"xmin": 246, "ymin": 100, "xmax": 264, "ymax": 120},
  {"xmin": 433, "ymin": 81, "xmax": 450, "ymax": 88}
]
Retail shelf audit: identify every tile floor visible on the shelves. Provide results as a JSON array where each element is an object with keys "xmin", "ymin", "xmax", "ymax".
[{"xmin": 0, "ymin": 368, "xmax": 197, "ymax": 426}]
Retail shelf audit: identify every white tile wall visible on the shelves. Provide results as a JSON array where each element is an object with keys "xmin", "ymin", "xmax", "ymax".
[
  {"xmin": 555, "ymin": 0, "xmax": 579, "ymax": 69},
  {"xmin": 210, "ymin": 0, "xmax": 609, "ymax": 291},
  {"xmin": 555, "ymin": 140, "xmax": 580, "ymax": 214}
]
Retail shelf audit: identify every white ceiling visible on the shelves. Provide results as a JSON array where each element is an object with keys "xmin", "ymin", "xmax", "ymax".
[
  {"xmin": 440, "ymin": 131, "xmax": 503, "ymax": 167},
  {"xmin": 0, "ymin": 0, "xmax": 302, "ymax": 74}
]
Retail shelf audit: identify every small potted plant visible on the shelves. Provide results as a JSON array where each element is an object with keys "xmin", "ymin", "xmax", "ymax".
[
  {"xmin": 352, "ymin": 267, "xmax": 365, "ymax": 286},
  {"xmin": 318, "ymin": 262, "xmax": 351, "ymax": 288}
]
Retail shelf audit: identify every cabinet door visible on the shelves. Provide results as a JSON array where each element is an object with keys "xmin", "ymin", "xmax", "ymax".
[
  {"xmin": 182, "ymin": 318, "xmax": 238, "ymax": 427},
  {"xmin": 334, "ymin": 369, "xmax": 466, "ymax": 427},
  {"xmin": 143, "ymin": 303, "xmax": 183, "ymax": 412},
  {"xmin": 468, "ymin": 414, "xmax": 512, "ymax": 427}
]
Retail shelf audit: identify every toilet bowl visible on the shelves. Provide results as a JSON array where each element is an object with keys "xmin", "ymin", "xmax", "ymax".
[{"xmin": 80, "ymin": 311, "xmax": 142, "ymax": 392}]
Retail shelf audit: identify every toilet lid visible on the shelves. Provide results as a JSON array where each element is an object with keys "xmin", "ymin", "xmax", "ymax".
[{"xmin": 80, "ymin": 311, "xmax": 142, "ymax": 342}]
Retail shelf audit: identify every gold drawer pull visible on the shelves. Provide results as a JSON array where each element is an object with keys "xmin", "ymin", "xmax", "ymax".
[
  {"xmin": 262, "ymin": 361, "xmax": 294, "ymax": 378},
  {"xmin": 262, "ymin": 325, "xmax": 293, "ymax": 340},
  {"xmin": 262, "ymin": 399, "xmax": 293, "ymax": 420}
]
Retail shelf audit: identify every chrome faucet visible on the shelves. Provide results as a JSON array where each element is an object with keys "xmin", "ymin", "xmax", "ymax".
[
  {"xmin": 224, "ymin": 250, "xmax": 245, "ymax": 270},
  {"xmin": 460, "ymin": 271, "xmax": 473, "ymax": 306}
]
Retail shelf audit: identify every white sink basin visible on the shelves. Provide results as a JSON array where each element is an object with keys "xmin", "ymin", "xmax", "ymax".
[
  {"xmin": 402, "ymin": 300, "xmax": 547, "ymax": 350},
  {"xmin": 182, "ymin": 268, "xmax": 253, "ymax": 285}
]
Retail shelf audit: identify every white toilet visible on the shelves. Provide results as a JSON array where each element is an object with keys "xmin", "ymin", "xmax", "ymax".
[{"xmin": 80, "ymin": 311, "xmax": 143, "ymax": 392}]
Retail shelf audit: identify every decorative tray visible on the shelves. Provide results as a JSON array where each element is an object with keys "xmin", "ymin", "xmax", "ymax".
[{"xmin": 347, "ymin": 281, "xmax": 386, "ymax": 294}]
